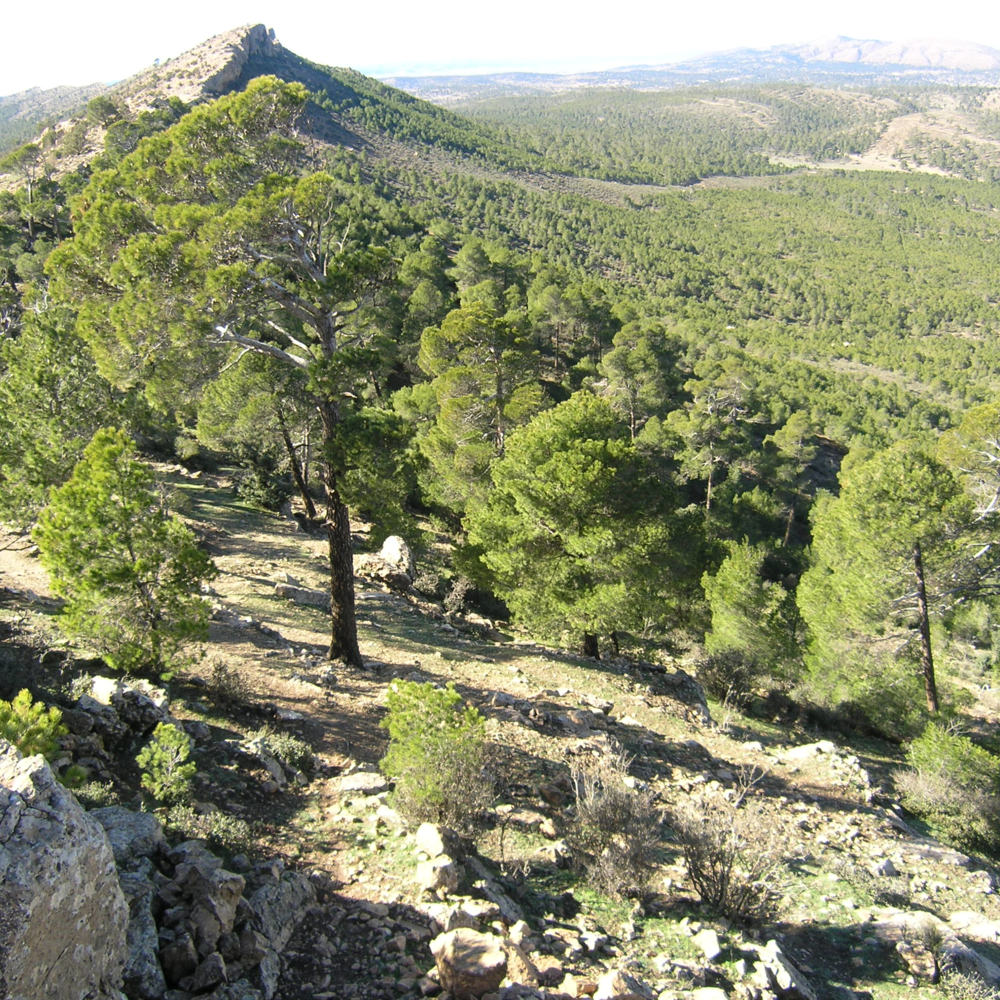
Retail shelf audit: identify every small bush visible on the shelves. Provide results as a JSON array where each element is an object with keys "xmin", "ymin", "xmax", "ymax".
[
  {"xmin": 0, "ymin": 689, "xmax": 67, "ymax": 758},
  {"xmin": 942, "ymin": 971, "xmax": 999, "ymax": 1000},
  {"xmin": 209, "ymin": 659, "xmax": 253, "ymax": 707},
  {"xmin": 669, "ymin": 782, "xmax": 786, "ymax": 924},
  {"xmin": 381, "ymin": 680, "xmax": 492, "ymax": 833},
  {"xmin": 698, "ymin": 650, "xmax": 761, "ymax": 709},
  {"xmin": 257, "ymin": 726, "xmax": 316, "ymax": 773},
  {"xmin": 232, "ymin": 445, "xmax": 292, "ymax": 511},
  {"xmin": 136, "ymin": 723, "xmax": 196, "ymax": 804},
  {"xmin": 831, "ymin": 859, "xmax": 911, "ymax": 909},
  {"xmin": 899, "ymin": 722, "xmax": 1000, "ymax": 854},
  {"xmin": 75, "ymin": 781, "xmax": 122, "ymax": 810},
  {"xmin": 166, "ymin": 805, "xmax": 256, "ymax": 856},
  {"xmin": 569, "ymin": 752, "xmax": 661, "ymax": 899}
]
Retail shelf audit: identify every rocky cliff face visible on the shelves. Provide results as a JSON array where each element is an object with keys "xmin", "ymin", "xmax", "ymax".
[{"xmin": 0, "ymin": 740, "xmax": 129, "ymax": 1000}]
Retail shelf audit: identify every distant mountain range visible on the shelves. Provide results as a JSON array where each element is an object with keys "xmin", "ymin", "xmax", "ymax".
[{"xmin": 383, "ymin": 36, "xmax": 1000, "ymax": 103}]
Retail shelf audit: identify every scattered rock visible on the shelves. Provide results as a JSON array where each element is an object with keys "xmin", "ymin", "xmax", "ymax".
[
  {"xmin": 274, "ymin": 582, "xmax": 331, "ymax": 610},
  {"xmin": 416, "ymin": 823, "xmax": 462, "ymax": 860},
  {"xmin": 417, "ymin": 856, "xmax": 461, "ymax": 895},
  {"xmin": 692, "ymin": 928, "xmax": 722, "ymax": 961},
  {"xmin": 120, "ymin": 870, "xmax": 168, "ymax": 999},
  {"xmin": 337, "ymin": 771, "xmax": 389, "ymax": 795},
  {"xmin": 594, "ymin": 969, "xmax": 655, "ymax": 1000},
  {"xmin": 430, "ymin": 928, "xmax": 508, "ymax": 998}
]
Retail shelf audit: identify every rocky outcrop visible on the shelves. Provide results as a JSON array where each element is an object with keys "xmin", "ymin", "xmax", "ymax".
[
  {"xmin": 0, "ymin": 740, "xmax": 129, "ymax": 1000},
  {"xmin": 202, "ymin": 25, "xmax": 280, "ymax": 95}
]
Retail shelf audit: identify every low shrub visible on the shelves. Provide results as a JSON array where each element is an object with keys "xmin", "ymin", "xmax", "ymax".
[
  {"xmin": 257, "ymin": 726, "xmax": 317, "ymax": 774},
  {"xmin": 381, "ymin": 680, "xmax": 492, "ymax": 834},
  {"xmin": 75, "ymin": 781, "xmax": 122, "ymax": 810},
  {"xmin": 668, "ymin": 781, "xmax": 786, "ymax": 924},
  {"xmin": 232, "ymin": 445, "xmax": 292, "ymax": 511},
  {"xmin": 569, "ymin": 752, "xmax": 661, "ymax": 899},
  {"xmin": 208, "ymin": 659, "xmax": 254, "ymax": 707},
  {"xmin": 899, "ymin": 722, "xmax": 1000, "ymax": 854},
  {"xmin": 0, "ymin": 689, "xmax": 67, "ymax": 758},
  {"xmin": 831, "ymin": 859, "xmax": 911, "ymax": 909},
  {"xmin": 166, "ymin": 805, "xmax": 256, "ymax": 857},
  {"xmin": 697, "ymin": 650, "xmax": 761, "ymax": 709},
  {"xmin": 136, "ymin": 722, "xmax": 197, "ymax": 804}
]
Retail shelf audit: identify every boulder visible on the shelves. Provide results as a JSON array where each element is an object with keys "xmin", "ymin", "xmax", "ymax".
[
  {"xmin": 246, "ymin": 872, "xmax": 316, "ymax": 999},
  {"xmin": 594, "ymin": 969, "xmax": 655, "ymax": 1000},
  {"xmin": 274, "ymin": 583, "xmax": 330, "ymax": 611},
  {"xmin": 172, "ymin": 862, "xmax": 246, "ymax": 956},
  {"xmin": 416, "ymin": 822, "xmax": 462, "ymax": 859},
  {"xmin": 503, "ymin": 937, "xmax": 540, "ymax": 985},
  {"xmin": 336, "ymin": 770, "xmax": 388, "ymax": 795},
  {"xmin": 0, "ymin": 740, "xmax": 129, "ymax": 1000},
  {"xmin": 354, "ymin": 536, "xmax": 417, "ymax": 591},
  {"xmin": 692, "ymin": 928, "xmax": 721, "ymax": 962},
  {"xmin": 752, "ymin": 940, "xmax": 817, "ymax": 1000},
  {"xmin": 430, "ymin": 928, "xmax": 508, "ymax": 998},
  {"xmin": 417, "ymin": 856, "xmax": 461, "ymax": 895},
  {"xmin": 120, "ymin": 871, "xmax": 168, "ymax": 999},
  {"xmin": 90, "ymin": 676, "xmax": 171, "ymax": 736},
  {"xmin": 92, "ymin": 806, "xmax": 166, "ymax": 866}
]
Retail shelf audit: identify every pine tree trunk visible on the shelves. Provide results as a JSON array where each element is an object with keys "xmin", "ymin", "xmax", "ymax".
[
  {"xmin": 320, "ymin": 401, "xmax": 362, "ymax": 666},
  {"xmin": 913, "ymin": 541, "xmax": 938, "ymax": 713},
  {"xmin": 582, "ymin": 632, "xmax": 600, "ymax": 658}
]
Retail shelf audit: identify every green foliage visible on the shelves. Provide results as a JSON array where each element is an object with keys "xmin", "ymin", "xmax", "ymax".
[
  {"xmin": 34, "ymin": 428, "xmax": 216, "ymax": 675},
  {"xmin": 136, "ymin": 722, "xmax": 196, "ymax": 804},
  {"xmin": 467, "ymin": 393, "xmax": 702, "ymax": 651},
  {"xmin": 166, "ymin": 805, "xmax": 255, "ymax": 856},
  {"xmin": 702, "ymin": 541, "xmax": 800, "ymax": 675},
  {"xmin": 0, "ymin": 689, "xmax": 67, "ymax": 758},
  {"xmin": 231, "ymin": 444, "xmax": 292, "ymax": 511},
  {"xmin": 380, "ymin": 680, "xmax": 491, "ymax": 831},
  {"xmin": 900, "ymin": 722, "xmax": 1000, "ymax": 854},
  {"xmin": 697, "ymin": 650, "xmax": 763, "ymax": 709},
  {"xmin": 256, "ymin": 726, "xmax": 316, "ymax": 773}
]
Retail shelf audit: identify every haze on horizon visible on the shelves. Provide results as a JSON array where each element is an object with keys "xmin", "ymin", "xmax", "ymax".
[{"xmin": 4, "ymin": 0, "xmax": 1000, "ymax": 96}]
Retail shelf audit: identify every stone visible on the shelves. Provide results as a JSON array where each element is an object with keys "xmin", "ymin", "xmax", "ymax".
[
  {"xmin": 173, "ymin": 863, "xmax": 246, "ymax": 956},
  {"xmin": 274, "ymin": 582, "xmax": 331, "ymax": 610},
  {"xmin": 380, "ymin": 536, "xmax": 417, "ymax": 580},
  {"xmin": 92, "ymin": 806, "xmax": 166, "ymax": 865},
  {"xmin": 246, "ymin": 872, "xmax": 316, "ymax": 999},
  {"xmin": 692, "ymin": 928, "xmax": 722, "ymax": 961},
  {"xmin": 120, "ymin": 871, "xmax": 168, "ymax": 999},
  {"xmin": 508, "ymin": 921, "xmax": 532, "ymax": 947},
  {"xmin": 355, "ymin": 537, "xmax": 417, "ymax": 591},
  {"xmin": 0, "ymin": 740, "xmax": 129, "ymax": 1000},
  {"xmin": 692, "ymin": 991, "xmax": 729, "ymax": 1000},
  {"xmin": 430, "ymin": 928, "xmax": 508, "ymax": 998},
  {"xmin": 161, "ymin": 933, "xmax": 200, "ymax": 986},
  {"xmin": 872, "ymin": 858, "xmax": 898, "ymax": 877},
  {"xmin": 503, "ymin": 937, "xmax": 541, "ymax": 985},
  {"xmin": 755, "ymin": 940, "xmax": 817, "ymax": 1000},
  {"xmin": 896, "ymin": 941, "xmax": 938, "ymax": 983},
  {"xmin": 417, "ymin": 856, "xmax": 461, "ymax": 895},
  {"xmin": 416, "ymin": 823, "xmax": 461, "ymax": 859},
  {"xmin": 191, "ymin": 951, "xmax": 227, "ymax": 991},
  {"xmin": 783, "ymin": 740, "xmax": 837, "ymax": 761},
  {"xmin": 594, "ymin": 969, "xmax": 655, "ymax": 1000},
  {"xmin": 337, "ymin": 771, "xmax": 389, "ymax": 795}
]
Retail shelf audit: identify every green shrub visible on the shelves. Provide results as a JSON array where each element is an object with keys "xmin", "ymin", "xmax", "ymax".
[
  {"xmin": 208, "ymin": 659, "xmax": 253, "ymax": 707},
  {"xmin": 166, "ymin": 805, "xmax": 255, "ymax": 856},
  {"xmin": 136, "ymin": 723, "xmax": 197, "ymax": 804},
  {"xmin": 232, "ymin": 444, "xmax": 292, "ymax": 511},
  {"xmin": 0, "ymin": 689, "xmax": 67, "ymax": 758},
  {"xmin": 899, "ymin": 722, "xmax": 1000, "ymax": 854},
  {"xmin": 34, "ymin": 428, "xmax": 216, "ymax": 676},
  {"xmin": 381, "ymin": 680, "xmax": 492, "ymax": 833},
  {"xmin": 75, "ymin": 781, "xmax": 122, "ymax": 810},
  {"xmin": 256, "ymin": 726, "xmax": 316, "ymax": 773}
]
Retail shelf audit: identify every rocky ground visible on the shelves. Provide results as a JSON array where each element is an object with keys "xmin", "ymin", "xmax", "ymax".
[{"xmin": 3, "ymin": 467, "xmax": 1000, "ymax": 1000}]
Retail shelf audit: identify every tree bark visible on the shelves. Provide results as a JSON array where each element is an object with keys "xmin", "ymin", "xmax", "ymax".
[
  {"xmin": 582, "ymin": 632, "xmax": 600, "ymax": 658},
  {"xmin": 913, "ymin": 541, "xmax": 938, "ymax": 713},
  {"xmin": 320, "ymin": 401, "xmax": 362, "ymax": 666},
  {"xmin": 277, "ymin": 410, "xmax": 317, "ymax": 520}
]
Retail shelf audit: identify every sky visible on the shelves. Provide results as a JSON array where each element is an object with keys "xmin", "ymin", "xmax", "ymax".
[{"xmin": 4, "ymin": 0, "xmax": 1000, "ymax": 95}]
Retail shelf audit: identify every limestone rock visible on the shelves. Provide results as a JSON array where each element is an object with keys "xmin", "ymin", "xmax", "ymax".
[
  {"xmin": 417, "ymin": 856, "xmax": 461, "ymax": 895},
  {"xmin": 753, "ymin": 940, "xmax": 817, "ymax": 1000},
  {"xmin": 503, "ymin": 937, "xmax": 540, "ymax": 985},
  {"xmin": 191, "ymin": 951, "xmax": 227, "ymax": 991},
  {"xmin": 336, "ymin": 771, "xmax": 388, "ymax": 795},
  {"xmin": 274, "ymin": 582, "xmax": 330, "ymax": 611},
  {"xmin": 416, "ymin": 822, "xmax": 461, "ymax": 859},
  {"xmin": 430, "ymin": 928, "xmax": 508, "ymax": 998},
  {"xmin": 173, "ymin": 862, "xmax": 245, "ymax": 956},
  {"xmin": 247, "ymin": 871, "xmax": 316, "ymax": 999},
  {"xmin": 594, "ymin": 969, "xmax": 655, "ymax": 1000},
  {"xmin": 0, "ymin": 740, "xmax": 129, "ymax": 1000},
  {"xmin": 784, "ymin": 740, "xmax": 837, "ymax": 761},
  {"xmin": 692, "ymin": 928, "xmax": 722, "ymax": 961},
  {"xmin": 93, "ymin": 806, "xmax": 166, "ymax": 866},
  {"xmin": 120, "ymin": 871, "xmax": 168, "ymax": 999},
  {"xmin": 896, "ymin": 941, "xmax": 938, "ymax": 983},
  {"xmin": 161, "ymin": 933, "xmax": 199, "ymax": 986},
  {"xmin": 355, "ymin": 536, "xmax": 417, "ymax": 591}
]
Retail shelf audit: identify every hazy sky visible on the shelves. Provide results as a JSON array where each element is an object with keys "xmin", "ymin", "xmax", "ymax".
[{"xmin": 4, "ymin": 0, "xmax": 1000, "ymax": 94}]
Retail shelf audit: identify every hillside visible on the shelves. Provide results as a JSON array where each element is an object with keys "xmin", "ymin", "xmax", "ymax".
[{"xmin": 7, "ymin": 23, "xmax": 1000, "ymax": 1000}]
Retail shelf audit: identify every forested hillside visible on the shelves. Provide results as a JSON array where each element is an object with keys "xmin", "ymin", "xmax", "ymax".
[{"xmin": 6, "ymin": 26, "xmax": 1000, "ymax": 1000}]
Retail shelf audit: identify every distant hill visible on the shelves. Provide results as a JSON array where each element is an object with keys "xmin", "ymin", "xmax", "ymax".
[
  {"xmin": 0, "ymin": 83, "xmax": 105, "ymax": 155},
  {"xmin": 383, "ymin": 36, "xmax": 1000, "ymax": 103}
]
